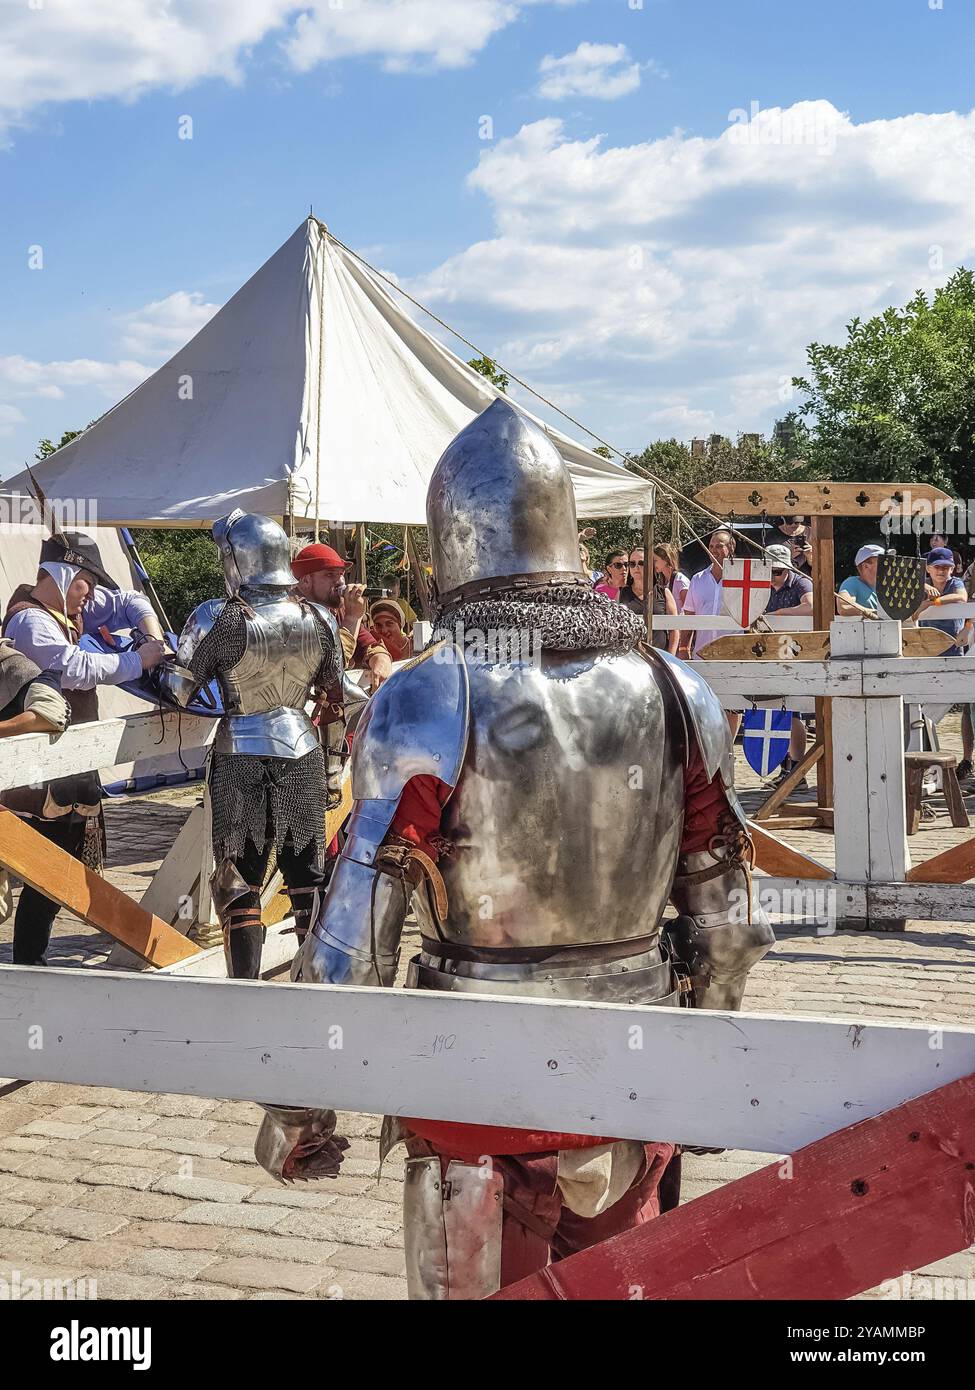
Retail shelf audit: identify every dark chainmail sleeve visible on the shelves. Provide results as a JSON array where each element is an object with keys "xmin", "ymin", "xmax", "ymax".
[{"xmin": 184, "ymin": 601, "xmax": 247, "ymax": 688}]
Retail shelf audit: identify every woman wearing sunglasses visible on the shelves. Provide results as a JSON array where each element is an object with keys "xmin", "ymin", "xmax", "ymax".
[
  {"xmin": 594, "ymin": 550, "xmax": 628, "ymax": 599},
  {"xmin": 619, "ymin": 547, "xmax": 679, "ymax": 653}
]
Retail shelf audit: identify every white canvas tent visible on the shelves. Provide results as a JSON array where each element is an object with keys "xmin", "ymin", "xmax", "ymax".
[{"xmin": 6, "ymin": 219, "xmax": 653, "ymax": 527}]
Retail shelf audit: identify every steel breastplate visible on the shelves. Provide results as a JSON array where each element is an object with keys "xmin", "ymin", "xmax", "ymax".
[
  {"xmin": 216, "ymin": 596, "xmax": 325, "ymax": 759},
  {"xmin": 412, "ymin": 648, "xmax": 685, "ymax": 953}
]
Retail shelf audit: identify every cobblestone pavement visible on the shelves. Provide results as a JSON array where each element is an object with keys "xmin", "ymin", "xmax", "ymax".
[{"xmin": 1, "ymin": 725, "xmax": 974, "ymax": 1300}]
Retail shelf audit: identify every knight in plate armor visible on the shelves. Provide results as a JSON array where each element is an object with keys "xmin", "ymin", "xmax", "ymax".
[
  {"xmin": 253, "ymin": 400, "xmax": 774, "ymax": 1297},
  {"xmin": 159, "ymin": 511, "xmax": 341, "ymax": 978}
]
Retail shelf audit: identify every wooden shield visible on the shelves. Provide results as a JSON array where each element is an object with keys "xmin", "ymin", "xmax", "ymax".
[
  {"xmin": 876, "ymin": 554, "xmax": 925, "ymax": 621},
  {"xmin": 721, "ymin": 558, "xmax": 772, "ymax": 627}
]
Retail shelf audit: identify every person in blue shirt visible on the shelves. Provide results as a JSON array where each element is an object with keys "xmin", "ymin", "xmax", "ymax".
[
  {"xmin": 836, "ymin": 544, "xmax": 884, "ymax": 616},
  {"xmin": 916, "ymin": 546, "xmax": 968, "ymax": 652}
]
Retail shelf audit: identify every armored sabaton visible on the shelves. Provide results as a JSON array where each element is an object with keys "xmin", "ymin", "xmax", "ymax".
[{"xmin": 159, "ymin": 511, "xmax": 341, "ymax": 965}]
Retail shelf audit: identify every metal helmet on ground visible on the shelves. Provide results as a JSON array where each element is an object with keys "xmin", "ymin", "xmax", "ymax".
[
  {"xmin": 212, "ymin": 509, "xmax": 295, "ymax": 593},
  {"xmin": 426, "ymin": 398, "xmax": 588, "ymax": 606}
]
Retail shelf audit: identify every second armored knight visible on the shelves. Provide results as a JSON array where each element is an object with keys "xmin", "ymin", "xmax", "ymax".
[
  {"xmin": 160, "ymin": 511, "xmax": 341, "ymax": 978},
  {"xmin": 254, "ymin": 401, "xmax": 774, "ymax": 1297}
]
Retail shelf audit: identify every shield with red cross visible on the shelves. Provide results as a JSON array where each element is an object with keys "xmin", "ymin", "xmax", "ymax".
[{"xmin": 720, "ymin": 557, "xmax": 773, "ymax": 627}]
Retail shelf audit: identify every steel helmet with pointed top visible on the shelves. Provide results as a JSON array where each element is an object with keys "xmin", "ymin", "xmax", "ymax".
[
  {"xmin": 212, "ymin": 509, "xmax": 295, "ymax": 594},
  {"xmin": 426, "ymin": 399, "xmax": 589, "ymax": 606}
]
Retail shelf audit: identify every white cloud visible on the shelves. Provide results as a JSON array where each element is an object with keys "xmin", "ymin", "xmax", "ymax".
[
  {"xmin": 0, "ymin": 1, "xmax": 294, "ymax": 133},
  {"xmin": 285, "ymin": 0, "xmax": 522, "ymax": 74},
  {"xmin": 0, "ymin": 404, "xmax": 27, "ymax": 437},
  {"xmin": 408, "ymin": 104, "xmax": 975, "ymax": 443},
  {"xmin": 0, "ymin": 354, "xmax": 149, "ymax": 402},
  {"xmin": 538, "ymin": 42, "xmax": 642, "ymax": 101},
  {"xmin": 119, "ymin": 291, "xmax": 220, "ymax": 358},
  {"xmin": 0, "ymin": 1, "xmax": 578, "ymax": 136}
]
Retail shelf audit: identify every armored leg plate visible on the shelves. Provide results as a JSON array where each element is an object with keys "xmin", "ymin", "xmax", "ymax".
[{"xmin": 403, "ymin": 1156, "xmax": 503, "ymax": 1300}]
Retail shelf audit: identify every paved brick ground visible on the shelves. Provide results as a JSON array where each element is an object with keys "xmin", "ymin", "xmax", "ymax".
[{"xmin": 1, "ymin": 724, "xmax": 974, "ymax": 1300}]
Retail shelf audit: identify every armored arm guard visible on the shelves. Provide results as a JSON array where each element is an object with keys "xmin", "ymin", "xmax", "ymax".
[
  {"xmin": 155, "ymin": 598, "xmax": 231, "ymax": 709},
  {"xmin": 649, "ymin": 649, "xmax": 774, "ymax": 1011},
  {"xmin": 255, "ymin": 641, "xmax": 469, "ymax": 1181},
  {"xmin": 299, "ymin": 639, "xmax": 469, "ymax": 987}
]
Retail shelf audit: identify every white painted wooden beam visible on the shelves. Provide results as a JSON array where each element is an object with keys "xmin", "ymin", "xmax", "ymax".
[
  {"xmin": 656, "ymin": 615, "xmax": 814, "ymax": 631},
  {"xmin": 0, "ymin": 711, "xmax": 216, "ymax": 792},
  {"xmin": 862, "ymin": 661, "xmax": 975, "ymax": 699},
  {"xmin": 697, "ymin": 659, "xmax": 861, "ymax": 698},
  {"xmin": 0, "ymin": 967, "xmax": 973, "ymax": 1154},
  {"xmin": 755, "ymin": 875, "xmax": 975, "ymax": 921}
]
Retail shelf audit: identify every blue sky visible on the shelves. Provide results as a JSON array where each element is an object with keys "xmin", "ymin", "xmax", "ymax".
[{"xmin": 2, "ymin": 0, "xmax": 974, "ymax": 478}]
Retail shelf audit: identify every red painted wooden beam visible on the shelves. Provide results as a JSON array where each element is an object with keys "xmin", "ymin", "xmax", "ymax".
[{"xmin": 492, "ymin": 1072, "xmax": 975, "ymax": 1301}]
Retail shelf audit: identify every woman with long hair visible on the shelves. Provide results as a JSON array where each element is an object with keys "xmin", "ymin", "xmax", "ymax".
[{"xmin": 652, "ymin": 542, "xmax": 690, "ymax": 611}]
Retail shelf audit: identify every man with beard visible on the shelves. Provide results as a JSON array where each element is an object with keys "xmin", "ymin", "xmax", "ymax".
[{"xmin": 291, "ymin": 543, "xmax": 392, "ymax": 691}]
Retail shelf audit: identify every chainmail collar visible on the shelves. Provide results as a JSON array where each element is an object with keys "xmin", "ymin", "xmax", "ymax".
[{"xmin": 431, "ymin": 585, "xmax": 645, "ymax": 655}]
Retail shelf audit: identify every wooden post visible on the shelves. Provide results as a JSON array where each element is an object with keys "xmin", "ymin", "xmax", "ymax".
[
  {"xmin": 197, "ymin": 779, "xmax": 218, "ymax": 932},
  {"xmin": 643, "ymin": 513, "xmax": 654, "ymax": 642},
  {"xmin": 406, "ymin": 528, "xmax": 432, "ymax": 619},
  {"xmin": 355, "ymin": 524, "xmax": 367, "ymax": 585},
  {"xmin": 831, "ymin": 619, "xmax": 910, "ymax": 890},
  {"xmin": 811, "ymin": 513, "xmax": 834, "ymax": 813}
]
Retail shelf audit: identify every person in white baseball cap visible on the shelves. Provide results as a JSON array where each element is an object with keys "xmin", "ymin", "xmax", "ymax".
[{"xmin": 837, "ymin": 544, "xmax": 885, "ymax": 617}]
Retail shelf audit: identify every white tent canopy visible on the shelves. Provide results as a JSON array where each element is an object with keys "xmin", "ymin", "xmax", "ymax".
[{"xmin": 7, "ymin": 219, "xmax": 654, "ymax": 527}]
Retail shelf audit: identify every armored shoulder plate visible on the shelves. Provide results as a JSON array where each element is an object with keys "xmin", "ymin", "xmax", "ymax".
[
  {"xmin": 646, "ymin": 648, "xmax": 730, "ymax": 783},
  {"xmin": 303, "ymin": 600, "xmax": 343, "ymax": 677},
  {"xmin": 303, "ymin": 599, "xmax": 338, "ymax": 640},
  {"xmin": 351, "ymin": 639, "xmax": 469, "ymax": 803},
  {"xmin": 175, "ymin": 597, "xmax": 227, "ymax": 668}
]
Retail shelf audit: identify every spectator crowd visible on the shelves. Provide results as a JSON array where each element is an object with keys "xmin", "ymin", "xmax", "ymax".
[{"xmin": 584, "ymin": 516, "xmax": 975, "ymax": 784}]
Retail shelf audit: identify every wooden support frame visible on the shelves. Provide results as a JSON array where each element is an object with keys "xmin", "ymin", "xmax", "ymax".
[
  {"xmin": 0, "ymin": 808, "xmax": 201, "ymax": 967},
  {"xmin": 811, "ymin": 512, "xmax": 835, "ymax": 820},
  {"xmin": 905, "ymin": 835, "xmax": 975, "ymax": 884},
  {"xmin": 748, "ymin": 821, "xmax": 832, "ymax": 880},
  {"xmin": 753, "ymin": 743, "xmax": 823, "ymax": 823},
  {"xmin": 494, "ymin": 1071, "xmax": 975, "ymax": 1301}
]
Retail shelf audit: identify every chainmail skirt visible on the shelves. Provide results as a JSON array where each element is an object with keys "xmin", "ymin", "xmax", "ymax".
[{"xmin": 208, "ymin": 749, "xmax": 328, "ymax": 869}]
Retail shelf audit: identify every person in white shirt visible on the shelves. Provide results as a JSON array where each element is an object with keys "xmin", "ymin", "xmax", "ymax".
[{"xmin": 680, "ymin": 528, "xmax": 741, "ymax": 737}]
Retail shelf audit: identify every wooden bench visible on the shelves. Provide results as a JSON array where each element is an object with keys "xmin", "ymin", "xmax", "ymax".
[{"xmin": 904, "ymin": 751, "xmax": 970, "ymax": 835}]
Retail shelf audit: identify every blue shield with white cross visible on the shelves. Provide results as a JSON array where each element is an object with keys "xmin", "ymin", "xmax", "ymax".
[{"xmin": 742, "ymin": 708, "xmax": 792, "ymax": 777}]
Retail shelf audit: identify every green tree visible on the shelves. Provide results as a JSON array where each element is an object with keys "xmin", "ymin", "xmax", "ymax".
[
  {"xmin": 792, "ymin": 268, "xmax": 975, "ymax": 496},
  {"xmin": 36, "ymin": 428, "xmax": 86, "ymax": 459},
  {"xmin": 468, "ymin": 356, "xmax": 509, "ymax": 393},
  {"xmin": 131, "ymin": 527, "xmax": 223, "ymax": 631},
  {"xmin": 582, "ymin": 433, "xmax": 796, "ymax": 570}
]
